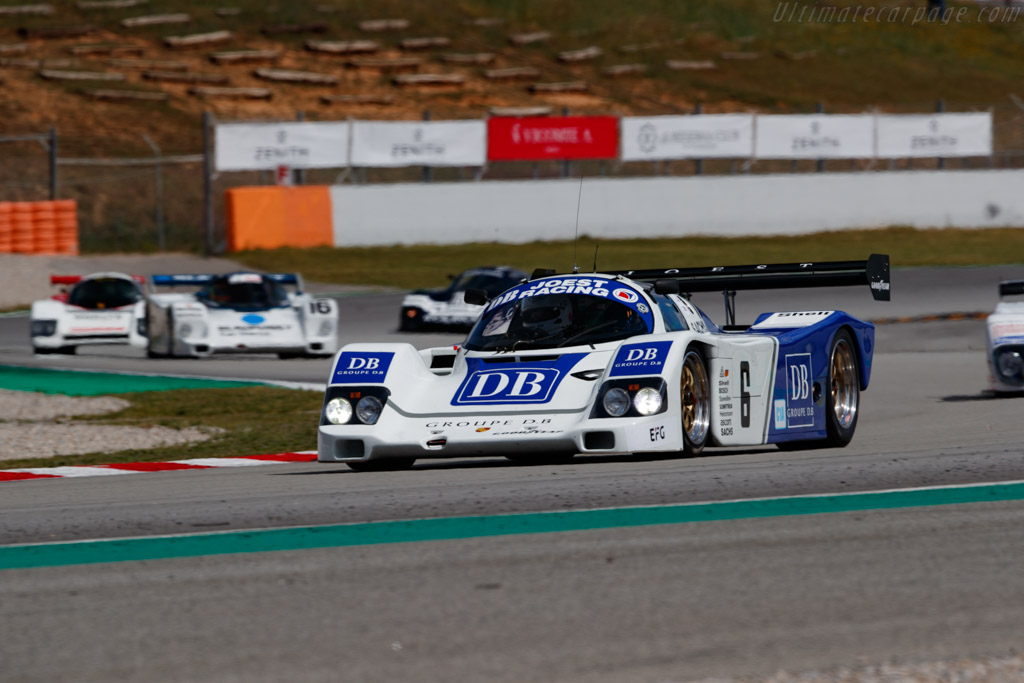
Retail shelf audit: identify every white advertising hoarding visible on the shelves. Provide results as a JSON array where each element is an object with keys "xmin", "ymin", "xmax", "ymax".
[
  {"xmin": 215, "ymin": 121, "xmax": 351, "ymax": 171},
  {"xmin": 754, "ymin": 114, "xmax": 875, "ymax": 159},
  {"xmin": 621, "ymin": 114, "xmax": 754, "ymax": 161},
  {"xmin": 876, "ymin": 112, "xmax": 992, "ymax": 158},
  {"xmin": 350, "ymin": 120, "xmax": 487, "ymax": 167}
]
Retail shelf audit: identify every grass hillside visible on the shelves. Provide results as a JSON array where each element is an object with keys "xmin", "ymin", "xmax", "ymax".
[{"xmin": 1, "ymin": 0, "xmax": 1023, "ymax": 251}]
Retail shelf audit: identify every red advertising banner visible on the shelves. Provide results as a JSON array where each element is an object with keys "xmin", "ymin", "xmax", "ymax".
[{"xmin": 487, "ymin": 116, "xmax": 619, "ymax": 161}]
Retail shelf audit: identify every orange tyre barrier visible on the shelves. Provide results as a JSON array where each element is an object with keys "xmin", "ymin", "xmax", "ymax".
[
  {"xmin": 0, "ymin": 202, "xmax": 11, "ymax": 253},
  {"xmin": 0, "ymin": 199, "xmax": 79, "ymax": 254}
]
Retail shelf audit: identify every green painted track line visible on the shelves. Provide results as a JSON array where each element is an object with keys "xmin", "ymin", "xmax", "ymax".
[
  {"xmin": 0, "ymin": 365, "xmax": 262, "ymax": 395},
  {"xmin": 4, "ymin": 481, "xmax": 1024, "ymax": 571}
]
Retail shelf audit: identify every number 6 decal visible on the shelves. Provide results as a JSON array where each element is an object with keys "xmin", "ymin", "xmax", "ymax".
[{"xmin": 740, "ymin": 361, "xmax": 751, "ymax": 429}]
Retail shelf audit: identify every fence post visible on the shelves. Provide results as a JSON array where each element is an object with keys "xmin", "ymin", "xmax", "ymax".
[
  {"xmin": 936, "ymin": 98, "xmax": 946, "ymax": 170},
  {"xmin": 562, "ymin": 106, "xmax": 570, "ymax": 178},
  {"xmin": 815, "ymin": 102, "xmax": 825, "ymax": 173},
  {"xmin": 49, "ymin": 127, "xmax": 58, "ymax": 199},
  {"xmin": 202, "ymin": 110, "xmax": 214, "ymax": 256},
  {"xmin": 694, "ymin": 102, "xmax": 703, "ymax": 176},
  {"xmin": 142, "ymin": 133, "xmax": 165, "ymax": 251},
  {"xmin": 422, "ymin": 109, "xmax": 432, "ymax": 183},
  {"xmin": 295, "ymin": 111, "xmax": 306, "ymax": 185}
]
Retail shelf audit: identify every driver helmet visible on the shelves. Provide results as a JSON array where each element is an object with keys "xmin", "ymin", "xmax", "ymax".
[{"xmin": 520, "ymin": 294, "xmax": 573, "ymax": 335}]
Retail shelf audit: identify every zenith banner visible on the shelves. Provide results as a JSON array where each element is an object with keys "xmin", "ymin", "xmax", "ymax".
[{"xmin": 487, "ymin": 116, "xmax": 619, "ymax": 161}]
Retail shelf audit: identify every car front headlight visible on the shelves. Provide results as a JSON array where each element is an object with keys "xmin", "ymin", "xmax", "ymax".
[
  {"xmin": 633, "ymin": 387, "xmax": 663, "ymax": 416},
  {"xmin": 602, "ymin": 388, "xmax": 631, "ymax": 417},
  {"xmin": 355, "ymin": 396, "xmax": 383, "ymax": 424},
  {"xmin": 318, "ymin": 320, "xmax": 334, "ymax": 337},
  {"xmin": 325, "ymin": 398, "xmax": 353, "ymax": 425},
  {"xmin": 997, "ymin": 350, "xmax": 1024, "ymax": 378},
  {"xmin": 31, "ymin": 320, "xmax": 57, "ymax": 337}
]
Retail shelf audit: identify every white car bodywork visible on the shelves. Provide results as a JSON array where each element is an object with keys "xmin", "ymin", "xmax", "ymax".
[
  {"xmin": 30, "ymin": 272, "xmax": 147, "ymax": 354},
  {"xmin": 986, "ymin": 280, "xmax": 1024, "ymax": 393},
  {"xmin": 320, "ymin": 257, "xmax": 890, "ymax": 470},
  {"xmin": 146, "ymin": 272, "xmax": 339, "ymax": 358}
]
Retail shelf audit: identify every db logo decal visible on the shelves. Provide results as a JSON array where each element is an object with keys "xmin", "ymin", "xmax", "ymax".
[
  {"xmin": 612, "ymin": 288, "xmax": 638, "ymax": 304},
  {"xmin": 454, "ymin": 369, "xmax": 560, "ymax": 405},
  {"xmin": 333, "ymin": 352, "xmax": 394, "ymax": 384},
  {"xmin": 784, "ymin": 353, "xmax": 813, "ymax": 427},
  {"xmin": 610, "ymin": 341, "xmax": 672, "ymax": 377}
]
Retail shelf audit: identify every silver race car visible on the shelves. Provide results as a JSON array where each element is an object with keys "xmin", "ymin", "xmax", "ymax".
[
  {"xmin": 145, "ymin": 271, "xmax": 338, "ymax": 359},
  {"xmin": 320, "ymin": 255, "xmax": 890, "ymax": 471},
  {"xmin": 399, "ymin": 265, "xmax": 528, "ymax": 331},
  {"xmin": 986, "ymin": 280, "xmax": 1024, "ymax": 393},
  {"xmin": 30, "ymin": 272, "xmax": 147, "ymax": 354}
]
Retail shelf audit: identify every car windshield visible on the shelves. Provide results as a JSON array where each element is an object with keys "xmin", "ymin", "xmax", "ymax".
[
  {"xmin": 451, "ymin": 272, "xmax": 523, "ymax": 298},
  {"xmin": 197, "ymin": 276, "xmax": 289, "ymax": 310},
  {"xmin": 464, "ymin": 292, "xmax": 650, "ymax": 351},
  {"xmin": 68, "ymin": 278, "xmax": 142, "ymax": 310}
]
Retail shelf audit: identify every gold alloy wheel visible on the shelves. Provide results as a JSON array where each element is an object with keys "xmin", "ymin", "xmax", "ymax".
[
  {"xmin": 680, "ymin": 350, "xmax": 710, "ymax": 448},
  {"xmin": 830, "ymin": 338, "xmax": 859, "ymax": 430}
]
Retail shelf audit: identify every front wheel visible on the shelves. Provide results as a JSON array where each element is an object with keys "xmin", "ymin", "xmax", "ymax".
[
  {"xmin": 346, "ymin": 458, "xmax": 416, "ymax": 472},
  {"xmin": 680, "ymin": 348, "xmax": 711, "ymax": 456},
  {"xmin": 399, "ymin": 308, "xmax": 424, "ymax": 332}
]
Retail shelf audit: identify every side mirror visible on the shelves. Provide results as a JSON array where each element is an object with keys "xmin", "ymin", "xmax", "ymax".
[
  {"xmin": 653, "ymin": 279, "xmax": 680, "ymax": 295},
  {"xmin": 464, "ymin": 289, "xmax": 490, "ymax": 306}
]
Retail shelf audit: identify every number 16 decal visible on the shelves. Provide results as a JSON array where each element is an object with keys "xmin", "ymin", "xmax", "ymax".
[{"xmin": 740, "ymin": 361, "xmax": 751, "ymax": 429}]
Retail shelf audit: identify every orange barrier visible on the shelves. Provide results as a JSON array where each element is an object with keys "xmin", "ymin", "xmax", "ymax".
[
  {"xmin": 0, "ymin": 199, "xmax": 79, "ymax": 255},
  {"xmin": 225, "ymin": 186, "xmax": 333, "ymax": 252},
  {"xmin": 0, "ymin": 202, "xmax": 10, "ymax": 253}
]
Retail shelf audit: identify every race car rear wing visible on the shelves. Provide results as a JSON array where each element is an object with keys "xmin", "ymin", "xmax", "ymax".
[
  {"xmin": 606, "ymin": 254, "xmax": 890, "ymax": 327},
  {"xmin": 150, "ymin": 273, "xmax": 304, "ymax": 293},
  {"xmin": 51, "ymin": 274, "xmax": 146, "ymax": 285},
  {"xmin": 999, "ymin": 280, "xmax": 1024, "ymax": 297},
  {"xmin": 607, "ymin": 254, "xmax": 891, "ymax": 300}
]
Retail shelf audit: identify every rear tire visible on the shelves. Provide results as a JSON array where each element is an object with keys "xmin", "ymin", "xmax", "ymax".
[
  {"xmin": 346, "ymin": 458, "xmax": 416, "ymax": 472},
  {"xmin": 777, "ymin": 328, "xmax": 860, "ymax": 451},
  {"xmin": 680, "ymin": 347, "xmax": 711, "ymax": 456}
]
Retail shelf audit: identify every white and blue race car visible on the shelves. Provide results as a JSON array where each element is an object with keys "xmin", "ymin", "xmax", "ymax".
[
  {"xmin": 30, "ymin": 272, "xmax": 148, "ymax": 354},
  {"xmin": 399, "ymin": 265, "xmax": 528, "ymax": 331},
  {"xmin": 318, "ymin": 255, "xmax": 891, "ymax": 471},
  {"xmin": 986, "ymin": 280, "xmax": 1024, "ymax": 393},
  {"xmin": 145, "ymin": 271, "xmax": 339, "ymax": 359}
]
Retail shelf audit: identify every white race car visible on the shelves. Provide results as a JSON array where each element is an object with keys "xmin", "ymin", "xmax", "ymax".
[
  {"xmin": 399, "ymin": 266, "xmax": 528, "ymax": 331},
  {"xmin": 319, "ymin": 255, "xmax": 890, "ymax": 471},
  {"xmin": 30, "ymin": 272, "xmax": 147, "ymax": 354},
  {"xmin": 145, "ymin": 271, "xmax": 339, "ymax": 359},
  {"xmin": 986, "ymin": 279, "xmax": 1024, "ymax": 393}
]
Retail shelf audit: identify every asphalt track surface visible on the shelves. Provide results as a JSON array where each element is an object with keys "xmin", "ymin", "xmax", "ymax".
[{"xmin": 2, "ymin": 265, "xmax": 1024, "ymax": 683}]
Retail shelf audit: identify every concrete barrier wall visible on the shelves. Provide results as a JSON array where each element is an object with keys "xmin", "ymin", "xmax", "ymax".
[{"xmin": 326, "ymin": 170, "xmax": 1024, "ymax": 246}]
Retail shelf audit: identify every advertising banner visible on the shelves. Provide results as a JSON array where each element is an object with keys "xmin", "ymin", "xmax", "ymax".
[
  {"xmin": 487, "ymin": 116, "xmax": 619, "ymax": 161},
  {"xmin": 875, "ymin": 112, "xmax": 992, "ymax": 158},
  {"xmin": 754, "ymin": 114, "xmax": 875, "ymax": 159},
  {"xmin": 621, "ymin": 114, "xmax": 754, "ymax": 161},
  {"xmin": 350, "ymin": 120, "xmax": 487, "ymax": 167},
  {"xmin": 215, "ymin": 121, "xmax": 351, "ymax": 171}
]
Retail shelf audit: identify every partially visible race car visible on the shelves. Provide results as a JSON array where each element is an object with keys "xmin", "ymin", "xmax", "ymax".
[
  {"xmin": 145, "ymin": 271, "xmax": 338, "ymax": 359},
  {"xmin": 30, "ymin": 272, "xmax": 147, "ymax": 354},
  {"xmin": 319, "ymin": 255, "xmax": 890, "ymax": 471},
  {"xmin": 986, "ymin": 279, "xmax": 1024, "ymax": 393},
  {"xmin": 399, "ymin": 265, "xmax": 528, "ymax": 331}
]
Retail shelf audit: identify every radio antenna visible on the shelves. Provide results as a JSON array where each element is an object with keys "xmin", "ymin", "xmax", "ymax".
[
  {"xmin": 572, "ymin": 176, "xmax": 583, "ymax": 274},
  {"xmin": 592, "ymin": 244, "xmax": 599, "ymax": 273}
]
